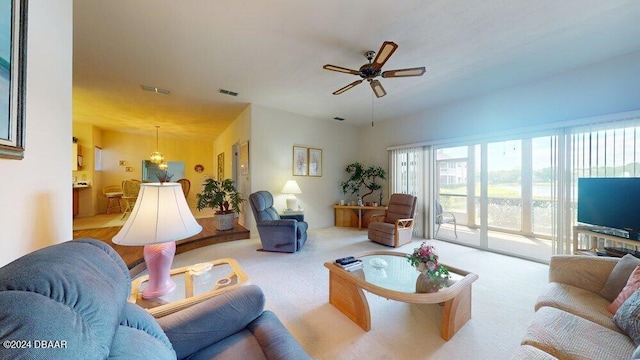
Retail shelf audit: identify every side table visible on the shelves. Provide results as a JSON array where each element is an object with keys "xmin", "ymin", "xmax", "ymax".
[
  {"xmin": 281, "ymin": 210, "xmax": 304, "ymax": 222},
  {"xmin": 334, "ymin": 205, "xmax": 387, "ymax": 229},
  {"xmin": 129, "ymin": 258, "xmax": 249, "ymax": 318}
]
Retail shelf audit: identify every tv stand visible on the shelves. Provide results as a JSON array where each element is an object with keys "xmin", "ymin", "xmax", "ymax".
[{"xmin": 573, "ymin": 225, "xmax": 640, "ymax": 258}]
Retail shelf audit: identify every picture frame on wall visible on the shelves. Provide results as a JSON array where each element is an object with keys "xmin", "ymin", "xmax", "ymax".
[
  {"xmin": 217, "ymin": 152, "xmax": 224, "ymax": 180},
  {"xmin": 240, "ymin": 141, "xmax": 249, "ymax": 175},
  {"xmin": 308, "ymin": 148, "xmax": 322, "ymax": 177},
  {"xmin": 293, "ymin": 146, "xmax": 308, "ymax": 176},
  {"xmin": 0, "ymin": 0, "xmax": 28, "ymax": 160}
]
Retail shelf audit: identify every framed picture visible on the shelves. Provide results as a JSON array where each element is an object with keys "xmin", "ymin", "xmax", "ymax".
[
  {"xmin": 240, "ymin": 141, "xmax": 249, "ymax": 176},
  {"xmin": 293, "ymin": 146, "xmax": 308, "ymax": 176},
  {"xmin": 308, "ymin": 148, "xmax": 322, "ymax": 177},
  {"xmin": 0, "ymin": 0, "xmax": 28, "ymax": 160},
  {"xmin": 217, "ymin": 152, "xmax": 224, "ymax": 180}
]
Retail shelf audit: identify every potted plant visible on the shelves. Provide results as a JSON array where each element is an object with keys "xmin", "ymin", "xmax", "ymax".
[
  {"xmin": 340, "ymin": 162, "xmax": 387, "ymax": 205},
  {"xmin": 196, "ymin": 178, "xmax": 245, "ymax": 231}
]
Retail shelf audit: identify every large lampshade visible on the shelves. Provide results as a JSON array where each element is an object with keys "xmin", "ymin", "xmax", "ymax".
[
  {"xmin": 113, "ymin": 183, "xmax": 202, "ymax": 246},
  {"xmin": 113, "ymin": 182, "xmax": 202, "ymax": 299},
  {"xmin": 281, "ymin": 180, "xmax": 302, "ymax": 211}
]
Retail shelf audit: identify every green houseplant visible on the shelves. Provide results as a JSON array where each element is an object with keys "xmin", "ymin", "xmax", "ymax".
[
  {"xmin": 340, "ymin": 162, "xmax": 387, "ymax": 204},
  {"xmin": 196, "ymin": 178, "xmax": 245, "ymax": 230}
]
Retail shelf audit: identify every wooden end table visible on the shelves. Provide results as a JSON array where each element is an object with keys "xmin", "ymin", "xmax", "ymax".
[{"xmin": 129, "ymin": 258, "xmax": 249, "ymax": 318}]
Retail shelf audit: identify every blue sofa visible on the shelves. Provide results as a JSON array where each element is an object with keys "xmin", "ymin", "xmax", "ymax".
[
  {"xmin": 0, "ymin": 239, "xmax": 311, "ymax": 359},
  {"xmin": 249, "ymin": 191, "xmax": 308, "ymax": 252}
]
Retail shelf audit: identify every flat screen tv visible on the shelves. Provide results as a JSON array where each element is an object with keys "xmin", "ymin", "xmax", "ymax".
[{"xmin": 577, "ymin": 177, "xmax": 640, "ymax": 239}]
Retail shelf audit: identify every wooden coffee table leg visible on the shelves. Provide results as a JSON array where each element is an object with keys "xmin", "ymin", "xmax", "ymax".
[
  {"xmin": 441, "ymin": 284, "xmax": 472, "ymax": 340},
  {"xmin": 328, "ymin": 271, "xmax": 371, "ymax": 331}
]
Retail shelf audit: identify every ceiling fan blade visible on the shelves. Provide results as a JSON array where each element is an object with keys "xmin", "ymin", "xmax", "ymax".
[
  {"xmin": 382, "ymin": 67, "xmax": 426, "ymax": 78},
  {"xmin": 333, "ymin": 80, "xmax": 363, "ymax": 95},
  {"xmin": 371, "ymin": 41, "xmax": 398, "ymax": 70},
  {"xmin": 369, "ymin": 80, "xmax": 386, "ymax": 98},
  {"xmin": 323, "ymin": 64, "xmax": 360, "ymax": 76}
]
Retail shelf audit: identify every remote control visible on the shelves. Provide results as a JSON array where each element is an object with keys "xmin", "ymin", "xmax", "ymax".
[
  {"xmin": 338, "ymin": 258, "xmax": 359, "ymax": 266},
  {"xmin": 335, "ymin": 256, "xmax": 355, "ymax": 265}
]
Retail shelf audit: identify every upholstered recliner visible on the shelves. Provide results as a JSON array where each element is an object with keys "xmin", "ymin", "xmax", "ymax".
[
  {"xmin": 249, "ymin": 190, "xmax": 308, "ymax": 252},
  {"xmin": 368, "ymin": 193, "xmax": 417, "ymax": 248},
  {"xmin": 0, "ymin": 239, "xmax": 311, "ymax": 359}
]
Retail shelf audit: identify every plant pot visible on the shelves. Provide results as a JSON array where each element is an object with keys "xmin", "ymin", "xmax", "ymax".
[{"xmin": 215, "ymin": 212, "xmax": 235, "ymax": 231}]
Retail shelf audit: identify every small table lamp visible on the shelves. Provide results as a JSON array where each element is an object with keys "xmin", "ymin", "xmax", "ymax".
[
  {"xmin": 281, "ymin": 180, "xmax": 302, "ymax": 211},
  {"xmin": 113, "ymin": 183, "xmax": 202, "ymax": 299}
]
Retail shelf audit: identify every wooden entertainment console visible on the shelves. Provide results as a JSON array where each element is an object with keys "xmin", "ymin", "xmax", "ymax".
[{"xmin": 573, "ymin": 225, "xmax": 640, "ymax": 257}]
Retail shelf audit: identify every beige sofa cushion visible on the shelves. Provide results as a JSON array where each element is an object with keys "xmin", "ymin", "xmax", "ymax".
[
  {"xmin": 511, "ymin": 345, "xmax": 558, "ymax": 359},
  {"xmin": 535, "ymin": 282, "xmax": 621, "ymax": 333},
  {"xmin": 522, "ymin": 306, "xmax": 635, "ymax": 360}
]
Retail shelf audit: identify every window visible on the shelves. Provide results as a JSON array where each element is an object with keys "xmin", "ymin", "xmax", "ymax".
[{"xmin": 95, "ymin": 146, "xmax": 102, "ymax": 171}]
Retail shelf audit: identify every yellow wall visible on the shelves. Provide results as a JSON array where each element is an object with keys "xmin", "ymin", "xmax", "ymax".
[
  {"xmin": 99, "ymin": 130, "xmax": 214, "ymax": 210},
  {"xmin": 73, "ymin": 123, "xmax": 101, "ymax": 216},
  {"xmin": 213, "ymin": 106, "xmax": 251, "ymax": 226}
]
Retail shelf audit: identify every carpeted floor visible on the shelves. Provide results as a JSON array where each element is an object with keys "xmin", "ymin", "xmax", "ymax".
[{"xmin": 158, "ymin": 227, "xmax": 549, "ymax": 360}]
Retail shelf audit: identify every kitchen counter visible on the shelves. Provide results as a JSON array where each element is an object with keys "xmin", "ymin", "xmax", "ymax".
[{"xmin": 73, "ymin": 184, "xmax": 91, "ymax": 217}]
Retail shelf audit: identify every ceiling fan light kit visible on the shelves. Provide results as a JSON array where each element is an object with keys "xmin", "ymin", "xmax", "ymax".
[{"xmin": 323, "ymin": 41, "xmax": 426, "ymax": 98}]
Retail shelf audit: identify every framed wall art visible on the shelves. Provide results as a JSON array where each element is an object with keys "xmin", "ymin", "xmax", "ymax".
[
  {"xmin": 308, "ymin": 148, "xmax": 322, "ymax": 177},
  {"xmin": 292, "ymin": 146, "xmax": 308, "ymax": 176},
  {"xmin": 217, "ymin": 152, "xmax": 224, "ymax": 180},
  {"xmin": 240, "ymin": 141, "xmax": 249, "ymax": 176},
  {"xmin": 0, "ymin": 0, "xmax": 28, "ymax": 160}
]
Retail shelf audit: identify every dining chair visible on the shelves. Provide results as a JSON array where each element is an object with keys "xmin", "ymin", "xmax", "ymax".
[
  {"xmin": 176, "ymin": 178, "xmax": 191, "ymax": 198},
  {"xmin": 102, "ymin": 185, "xmax": 123, "ymax": 214},
  {"xmin": 121, "ymin": 179, "xmax": 141, "ymax": 219}
]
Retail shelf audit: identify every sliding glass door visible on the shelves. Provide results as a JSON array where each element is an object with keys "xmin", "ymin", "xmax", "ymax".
[{"xmin": 434, "ymin": 135, "xmax": 557, "ymax": 262}]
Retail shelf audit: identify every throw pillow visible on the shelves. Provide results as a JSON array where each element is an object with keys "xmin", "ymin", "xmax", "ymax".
[
  {"xmin": 600, "ymin": 254, "xmax": 640, "ymax": 302},
  {"xmin": 614, "ymin": 289, "xmax": 640, "ymax": 346},
  {"xmin": 608, "ymin": 265, "xmax": 640, "ymax": 314}
]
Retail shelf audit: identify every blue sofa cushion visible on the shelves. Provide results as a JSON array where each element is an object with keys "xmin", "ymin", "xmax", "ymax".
[
  {"xmin": 0, "ymin": 239, "xmax": 130, "ymax": 358},
  {"xmin": 109, "ymin": 303, "xmax": 176, "ymax": 359},
  {"xmin": 158, "ymin": 284, "xmax": 266, "ymax": 359},
  {"xmin": 0, "ymin": 239, "xmax": 175, "ymax": 359}
]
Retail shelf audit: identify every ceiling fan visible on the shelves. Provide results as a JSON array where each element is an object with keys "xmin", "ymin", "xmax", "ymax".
[{"xmin": 323, "ymin": 41, "xmax": 426, "ymax": 98}]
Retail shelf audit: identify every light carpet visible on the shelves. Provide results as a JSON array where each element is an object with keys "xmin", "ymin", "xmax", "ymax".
[{"xmin": 160, "ymin": 227, "xmax": 549, "ymax": 360}]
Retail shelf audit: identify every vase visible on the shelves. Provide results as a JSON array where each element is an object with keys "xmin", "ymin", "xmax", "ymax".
[{"xmin": 415, "ymin": 272, "xmax": 446, "ymax": 293}]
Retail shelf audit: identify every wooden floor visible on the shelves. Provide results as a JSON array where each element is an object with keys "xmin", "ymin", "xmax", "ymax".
[{"xmin": 73, "ymin": 217, "xmax": 250, "ymax": 276}]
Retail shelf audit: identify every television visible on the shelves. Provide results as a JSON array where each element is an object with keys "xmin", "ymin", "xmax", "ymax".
[{"xmin": 577, "ymin": 177, "xmax": 640, "ymax": 239}]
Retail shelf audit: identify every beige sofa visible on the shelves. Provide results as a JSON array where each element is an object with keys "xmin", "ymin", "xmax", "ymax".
[{"xmin": 513, "ymin": 255, "xmax": 640, "ymax": 360}]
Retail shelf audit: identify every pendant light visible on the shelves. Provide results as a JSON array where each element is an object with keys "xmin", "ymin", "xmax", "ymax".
[{"xmin": 150, "ymin": 126, "xmax": 164, "ymax": 164}]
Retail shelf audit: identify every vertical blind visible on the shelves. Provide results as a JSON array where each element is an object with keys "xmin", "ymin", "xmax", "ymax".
[
  {"xmin": 389, "ymin": 146, "xmax": 426, "ymax": 237},
  {"xmin": 388, "ymin": 115, "xmax": 640, "ymax": 257}
]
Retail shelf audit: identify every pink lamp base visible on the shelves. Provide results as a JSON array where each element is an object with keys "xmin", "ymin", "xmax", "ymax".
[{"xmin": 142, "ymin": 242, "xmax": 177, "ymax": 299}]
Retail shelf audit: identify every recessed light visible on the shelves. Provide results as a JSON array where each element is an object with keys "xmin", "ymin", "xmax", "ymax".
[
  {"xmin": 141, "ymin": 85, "xmax": 170, "ymax": 95},
  {"xmin": 219, "ymin": 88, "xmax": 239, "ymax": 97}
]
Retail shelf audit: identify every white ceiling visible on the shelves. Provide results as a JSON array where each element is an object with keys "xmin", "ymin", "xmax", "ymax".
[{"xmin": 72, "ymin": 0, "xmax": 640, "ymax": 141}]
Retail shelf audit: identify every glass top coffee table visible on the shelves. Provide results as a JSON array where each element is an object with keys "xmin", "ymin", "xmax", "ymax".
[
  {"xmin": 129, "ymin": 258, "xmax": 249, "ymax": 318},
  {"xmin": 324, "ymin": 250, "xmax": 479, "ymax": 340}
]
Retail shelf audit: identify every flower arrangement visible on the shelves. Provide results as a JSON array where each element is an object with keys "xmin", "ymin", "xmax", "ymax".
[{"xmin": 407, "ymin": 241, "xmax": 450, "ymax": 280}]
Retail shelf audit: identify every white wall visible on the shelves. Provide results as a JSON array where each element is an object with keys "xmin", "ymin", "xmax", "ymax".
[
  {"xmin": 360, "ymin": 50, "xmax": 640, "ymax": 163},
  {"xmin": 0, "ymin": 0, "xmax": 73, "ymax": 266},
  {"xmin": 249, "ymin": 104, "xmax": 360, "ymax": 233}
]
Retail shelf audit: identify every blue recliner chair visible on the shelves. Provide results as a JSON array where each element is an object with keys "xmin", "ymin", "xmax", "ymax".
[{"xmin": 249, "ymin": 191, "xmax": 308, "ymax": 252}]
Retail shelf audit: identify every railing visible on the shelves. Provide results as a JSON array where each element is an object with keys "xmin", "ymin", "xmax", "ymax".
[{"xmin": 438, "ymin": 194, "xmax": 554, "ymax": 237}]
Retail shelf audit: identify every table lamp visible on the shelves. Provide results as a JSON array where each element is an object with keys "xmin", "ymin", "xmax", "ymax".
[
  {"xmin": 281, "ymin": 180, "xmax": 302, "ymax": 211},
  {"xmin": 113, "ymin": 182, "xmax": 202, "ymax": 299}
]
